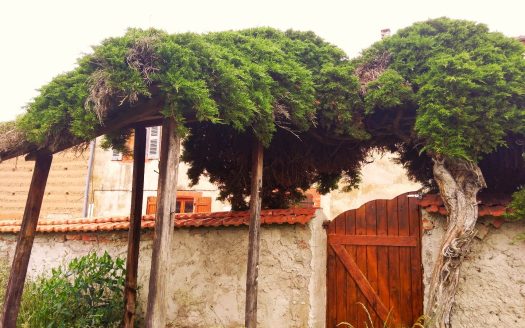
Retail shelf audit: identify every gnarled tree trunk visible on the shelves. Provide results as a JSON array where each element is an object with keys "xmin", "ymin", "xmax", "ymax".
[{"xmin": 425, "ymin": 155, "xmax": 486, "ymax": 328}]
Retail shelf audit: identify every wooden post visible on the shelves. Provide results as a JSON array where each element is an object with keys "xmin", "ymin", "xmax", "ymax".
[
  {"xmin": 123, "ymin": 126, "xmax": 147, "ymax": 327},
  {"xmin": 1, "ymin": 151, "xmax": 52, "ymax": 327},
  {"xmin": 145, "ymin": 119, "xmax": 180, "ymax": 327},
  {"xmin": 245, "ymin": 140, "xmax": 264, "ymax": 328}
]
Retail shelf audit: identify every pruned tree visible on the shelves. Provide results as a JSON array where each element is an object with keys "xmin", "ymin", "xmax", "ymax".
[
  {"xmin": 2, "ymin": 18, "xmax": 525, "ymax": 327},
  {"xmin": 355, "ymin": 18, "xmax": 525, "ymax": 327}
]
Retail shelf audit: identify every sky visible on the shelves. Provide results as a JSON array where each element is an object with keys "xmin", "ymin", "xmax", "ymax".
[{"xmin": 0, "ymin": 0, "xmax": 523, "ymax": 122}]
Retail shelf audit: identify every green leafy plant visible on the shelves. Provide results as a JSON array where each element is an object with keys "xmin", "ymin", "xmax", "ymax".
[
  {"xmin": 15, "ymin": 252, "xmax": 126, "ymax": 328},
  {"xmin": 505, "ymin": 187, "xmax": 525, "ymax": 242}
]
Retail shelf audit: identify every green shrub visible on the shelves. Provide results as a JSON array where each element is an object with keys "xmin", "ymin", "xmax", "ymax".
[
  {"xmin": 15, "ymin": 251, "xmax": 126, "ymax": 328},
  {"xmin": 0, "ymin": 257, "xmax": 10, "ymax": 310}
]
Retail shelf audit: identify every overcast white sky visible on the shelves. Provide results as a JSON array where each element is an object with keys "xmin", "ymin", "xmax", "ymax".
[{"xmin": 0, "ymin": 0, "xmax": 523, "ymax": 122}]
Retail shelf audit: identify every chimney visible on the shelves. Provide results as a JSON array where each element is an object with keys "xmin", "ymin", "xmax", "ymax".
[{"xmin": 381, "ymin": 28, "xmax": 391, "ymax": 39}]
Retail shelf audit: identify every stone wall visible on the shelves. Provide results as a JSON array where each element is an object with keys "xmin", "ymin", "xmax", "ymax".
[
  {"xmin": 422, "ymin": 212, "xmax": 525, "ymax": 327},
  {"xmin": 0, "ymin": 210, "xmax": 327, "ymax": 328}
]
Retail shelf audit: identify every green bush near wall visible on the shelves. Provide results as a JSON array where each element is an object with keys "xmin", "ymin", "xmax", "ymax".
[{"xmin": 1, "ymin": 252, "xmax": 129, "ymax": 328}]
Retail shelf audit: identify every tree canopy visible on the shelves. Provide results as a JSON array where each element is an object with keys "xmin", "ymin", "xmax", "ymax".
[
  {"xmin": 185, "ymin": 18, "xmax": 525, "ymax": 208},
  {"xmin": 5, "ymin": 18, "xmax": 525, "ymax": 209}
]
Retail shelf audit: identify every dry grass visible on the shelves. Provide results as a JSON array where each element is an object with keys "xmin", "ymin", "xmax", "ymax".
[
  {"xmin": 87, "ymin": 36, "xmax": 160, "ymax": 123},
  {"xmin": 0, "ymin": 121, "xmax": 27, "ymax": 159},
  {"xmin": 337, "ymin": 302, "xmax": 427, "ymax": 328},
  {"xmin": 355, "ymin": 52, "xmax": 391, "ymax": 94}
]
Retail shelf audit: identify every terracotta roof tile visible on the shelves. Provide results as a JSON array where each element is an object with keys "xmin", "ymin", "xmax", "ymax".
[
  {"xmin": 0, "ymin": 208, "xmax": 316, "ymax": 234},
  {"xmin": 419, "ymin": 193, "xmax": 510, "ymax": 218}
]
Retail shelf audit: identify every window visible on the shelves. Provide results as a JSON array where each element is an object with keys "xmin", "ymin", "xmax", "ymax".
[
  {"xmin": 146, "ymin": 126, "xmax": 161, "ymax": 160},
  {"xmin": 111, "ymin": 149, "xmax": 123, "ymax": 161},
  {"xmin": 146, "ymin": 194, "xmax": 212, "ymax": 215},
  {"xmin": 176, "ymin": 197, "xmax": 194, "ymax": 214}
]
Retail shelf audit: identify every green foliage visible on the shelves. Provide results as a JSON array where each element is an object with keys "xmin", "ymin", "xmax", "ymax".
[
  {"xmin": 8, "ymin": 18, "xmax": 525, "ymax": 208},
  {"xmin": 183, "ymin": 123, "xmax": 368, "ymax": 209},
  {"xmin": 506, "ymin": 187, "xmax": 525, "ymax": 221},
  {"xmin": 181, "ymin": 29, "xmax": 367, "ymax": 209},
  {"xmin": 15, "ymin": 252, "xmax": 126, "ymax": 328},
  {"xmin": 364, "ymin": 69, "xmax": 415, "ymax": 114},
  {"xmin": 361, "ymin": 17, "xmax": 525, "ymax": 161},
  {"xmin": 16, "ymin": 28, "xmax": 363, "ymax": 151}
]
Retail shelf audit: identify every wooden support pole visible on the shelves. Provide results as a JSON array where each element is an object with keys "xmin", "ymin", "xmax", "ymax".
[
  {"xmin": 145, "ymin": 119, "xmax": 180, "ymax": 328},
  {"xmin": 245, "ymin": 140, "xmax": 264, "ymax": 328},
  {"xmin": 1, "ymin": 151, "xmax": 53, "ymax": 328},
  {"xmin": 123, "ymin": 126, "xmax": 147, "ymax": 327}
]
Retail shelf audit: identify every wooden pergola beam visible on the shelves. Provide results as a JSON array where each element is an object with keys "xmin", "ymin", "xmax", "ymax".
[
  {"xmin": 145, "ymin": 118, "xmax": 180, "ymax": 327},
  {"xmin": 123, "ymin": 126, "xmax": 147, "ymax": 327},
  {"xmin": 18, "ymin": 95, "xmax": 164, "ymax": 162},
  {"xmin": 1, "ymin": 151, "xmax": 53, "ymax": 327},
  {"xmin": 245, "ymin": 140, "xmax": 264, "ymax": 328}
]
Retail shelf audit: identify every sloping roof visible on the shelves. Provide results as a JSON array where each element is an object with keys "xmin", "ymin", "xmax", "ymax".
[
  {"xmin": 419, "ymin": 193, "xmax": 509, "ymax": 217},
  {"xmin": 0, "ymin": 208, "xmax": 317, "ymax": 234}
]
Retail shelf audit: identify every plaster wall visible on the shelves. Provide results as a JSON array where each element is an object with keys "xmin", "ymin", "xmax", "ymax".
[
  {"xmin": 0, "ymin": 210, "xmax": 327, "ymax": 327},
  {"xmin": 422, "ymin": 212, "xmax": 525, "ymax": 327}
]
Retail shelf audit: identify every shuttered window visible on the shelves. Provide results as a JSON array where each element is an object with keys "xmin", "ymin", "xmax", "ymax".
[
  {"xmin": 145, "ymin": 195, "xmax": 212, "ymax": 215},
  {"xmin": 146, "ymin": 126, "xmax": 161, "ymax": 159}
]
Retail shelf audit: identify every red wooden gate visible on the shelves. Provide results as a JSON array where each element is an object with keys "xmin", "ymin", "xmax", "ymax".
[{"xmin": 326, "ymin": 193, "xmax": 423, "ymax": 328}]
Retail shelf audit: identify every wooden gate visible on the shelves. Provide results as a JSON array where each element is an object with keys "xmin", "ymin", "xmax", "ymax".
[{"xmin": 326, "ymin": 193, "xmax": 423, "ymax": 328}]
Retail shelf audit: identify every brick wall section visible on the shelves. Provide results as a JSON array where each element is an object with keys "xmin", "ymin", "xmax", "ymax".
[{"xmin": 0, "ymin": 150, "xmax": 88, "ymax": 220}]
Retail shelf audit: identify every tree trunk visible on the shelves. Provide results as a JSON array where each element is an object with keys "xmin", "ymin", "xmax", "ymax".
[{"xmin": 425, "ymin": 155, "xmax": 486, "ymax": 328}]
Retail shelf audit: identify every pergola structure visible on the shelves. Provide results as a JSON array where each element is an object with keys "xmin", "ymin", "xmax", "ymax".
[
  {"xmin": 0, "ymin": 27, "xmax": 357, "ymax": 327},
  {"xmin": 2, "ymin": 20, "xmax": 524, "ymax": 328},
  {"xmin": 0, "ymin": 99, "xmax": 264, "ymax": 327}
]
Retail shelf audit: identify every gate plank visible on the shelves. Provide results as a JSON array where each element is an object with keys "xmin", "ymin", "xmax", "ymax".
[
  {"xmin": 355, "ymin": 204, "xmax": 367, "ymax": 328},
  {"xmin": 376, "ymin": 200, "xmax": 391, "ymax": 326},
  {"xmin": 331, "ymin": 244, "xmax": 391, "ymax": 323},
  {"xmin": 345, "ymin": 210, "xmax": 357, "ymax": 326},
  {"xmin": 365, "ymin": 202, "xmax": 379, "ymax": 327},
  {"xmin": 335, "ymin": 213, "xmax": 347, "ymax": 324},
  {"xmin": 326, "ymin": 216, "xmax": 337, "ymax": 327},
  {"xmin": 387, "ymin": 197, "xmax": 401, "ymax": 325},
  {"xmin": 398, "ymin": 195, "xmax": 413, "ymax": 324},
  {"xmin": 409, "ymin": 197, "xmax": 424, "ymax": 320}
]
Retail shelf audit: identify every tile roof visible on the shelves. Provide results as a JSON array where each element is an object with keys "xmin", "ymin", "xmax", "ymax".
[
  {"xmin": 0, "ymin": 208, "xmax": 317, "ymax": 234},
  {"xmin": 419, "ymin": 193, "xmax": 510, "ymax": 217}
]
